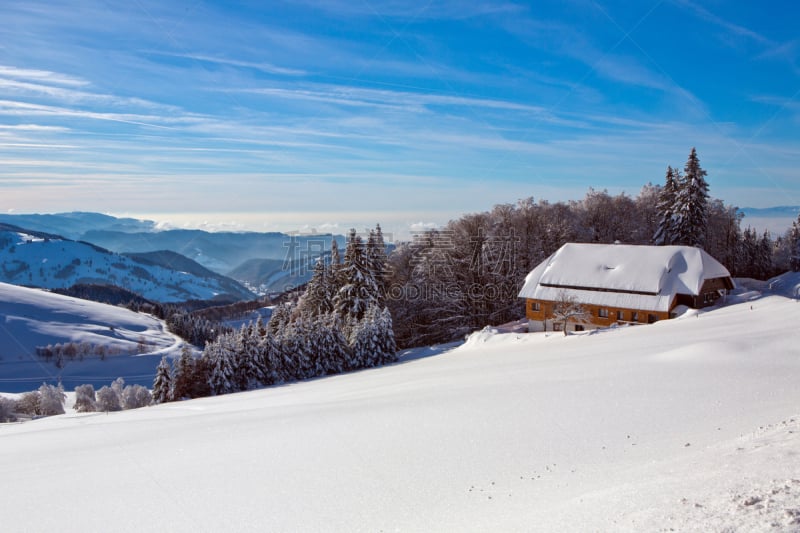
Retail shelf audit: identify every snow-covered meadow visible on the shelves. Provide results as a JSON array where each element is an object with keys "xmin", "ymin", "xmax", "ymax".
[{"xmin": 2, "ymin": 275, "xmax": 800, "ymax": 531}]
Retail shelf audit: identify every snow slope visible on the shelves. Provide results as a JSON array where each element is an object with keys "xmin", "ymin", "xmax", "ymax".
[
  {"xmin": 2, "ymin": 276, "xmax": 800, "ymax": 531},
  {"xmin": 0, "ymin": 282, "xmax": 181, "ymax": 392}
]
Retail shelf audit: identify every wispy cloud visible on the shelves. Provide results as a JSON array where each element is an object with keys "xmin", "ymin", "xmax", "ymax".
[
  {"xmin": 0, "ymin": 100, "xmax": 193, "ymax": 129},
  {"xmin": 0, "ymin": 66, "xmax": 89, "ymax": 87},
  {"xmin": 672, "ymin": 0, "xmax": 770, "ymax": 46},
  {"xmin": 144, "ymin": 51, "xmax": 308, "ymax": 77}
]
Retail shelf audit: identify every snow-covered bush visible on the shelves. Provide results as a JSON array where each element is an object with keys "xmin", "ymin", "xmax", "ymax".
[
  {"xmin": 74, "ymin": 384, "xmax": 97, "ymax": 413},
  {"xmin": 0, "ymin": 397, "xmax": 17, "ymax": 422},
  {"xmin": 15, "ymin": 391, "xmax": 41, "ymax": 416},
  {"xmin": 38, "ymin": 383, "xmax": 66, "ymax": 416},
  {"xmin": 95, "ymin": 386, "xmax": 122, "ymax": 412},
  {"xmin": 120, "ymin": 385, "xmax": 151, "ymax": 409}
]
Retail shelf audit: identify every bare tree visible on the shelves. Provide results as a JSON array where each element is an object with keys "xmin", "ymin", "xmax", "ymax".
[{"xmin": 552, "ymin": 290, "xmax": 590, "ymax": 336}]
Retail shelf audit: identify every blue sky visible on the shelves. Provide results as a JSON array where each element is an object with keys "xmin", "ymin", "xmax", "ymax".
[{"xmin": 1, "ymin": 0, "xmax": 798, "ymax": 236}]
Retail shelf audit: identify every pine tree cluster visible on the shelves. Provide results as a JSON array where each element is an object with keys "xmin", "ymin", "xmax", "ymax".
[{"xmin": 152, "ymin": 225, "xmax": 397, "ymax": 402}]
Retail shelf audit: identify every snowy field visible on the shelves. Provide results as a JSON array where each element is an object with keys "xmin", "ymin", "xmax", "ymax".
[{"xmin": 2, "ymin": 275, "xmax": 800, "ymax": 531}]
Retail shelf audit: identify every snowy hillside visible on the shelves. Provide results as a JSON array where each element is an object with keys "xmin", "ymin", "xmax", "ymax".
[
  {"xmin": 0, "ymin": 282, "xmax": 182, "ymax": 392},
  {"xmin": 0, "ymin": 227, "xmax": 254, "ymax": 302},
  {"xmin": 2, "ymin": 275, "xmax": 800, "ymax": 531}
]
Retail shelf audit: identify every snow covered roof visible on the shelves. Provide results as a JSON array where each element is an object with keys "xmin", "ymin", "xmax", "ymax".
[{"xmin": 518, "ymin": 243, "xmax": 732, "ymax": 312}]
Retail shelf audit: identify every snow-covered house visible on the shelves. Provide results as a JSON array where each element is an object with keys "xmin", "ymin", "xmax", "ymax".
[{"xmin": 518, "ymin": 243, "xmax": 734, "ymax": 333}]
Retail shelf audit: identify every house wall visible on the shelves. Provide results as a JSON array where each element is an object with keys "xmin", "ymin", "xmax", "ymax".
[
  {"xmin": 698, "ymin": 277, "xmax": 730, "ymax": 308},
  {"xmin": 525, "ymin": 299, "xmax": 671, "ymax": 331}
]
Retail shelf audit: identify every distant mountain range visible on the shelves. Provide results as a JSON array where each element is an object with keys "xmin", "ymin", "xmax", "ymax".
[
  {"xmin": 0, "ymin": 223, "xmax": 253, "ymax": 303},
  {"xmin": 0, "ymin": 212, "xmax": 348, "ymax": 293},
  {"xmin": 0, "ymin": 211, "xmax": 155, "ymax": 240},
  {"xmin": 740, "ymin": 206, "xmax": 800, "ymax": 219}
]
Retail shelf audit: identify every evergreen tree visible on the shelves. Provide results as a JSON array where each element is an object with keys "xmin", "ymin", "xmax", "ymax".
[
  {"xmin": 790, "ymin": 214, "xmax": 800, "ymax": 272},
  {"xmin": 207, "ymin": 334, "xmax": 237, "ymax": 395},
  {"xmin": 672, "ymin": 148, "xmax": 709, "ymax": 247},
  {"xmin": 376, "ymin": 306, "xmax": 398, "ymax": 365},
  {"xmin": 756, "ymin": 230, "xmax": 774, "ymax": 279},
  {"xmin": 152, "ymin": 356, "xmax": 173, "ymax": 404},
  {"xmin": 334, "ymin": 229, "xmax": 380, "ymax": 324},
  {"xmin": 653, "ymin": 166, "xmax": 678, "ymax": 245},
  {"xmin": 231, "ymin": 324, "xmax": 256, "ymax": 391},
  {"xmin": 739, "ymin": 227, "xmax": 759, "ymax": 278},
  {"xmin": 266, "ymin": 303, "xmax": 292, "ymax": 336},
  {"xmin": 367, "ymin": 224, "xmax": 389, "ymax": 301},
  {"xmin": 318, "ymin": 313, "xmax": 350, "ymax": 374},
  {"xmin": 298, "ymin": 258, "xmax": 334, "ymax": 317},
  {"xmin": 171, "ymin": 345, "xmax": 196, "ymax": 400},
  {"xmin": 254, "ymin": 329, "xmax": 283, "ymax": 386},
  {"xmin": 284, "ymin": 318, "xmax": 314, "ymax": 380}
]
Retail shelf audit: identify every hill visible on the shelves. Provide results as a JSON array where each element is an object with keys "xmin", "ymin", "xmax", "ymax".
[
  {"xmin": 0, "ymin": 282, "xmax": 181, "ymax": 392},
  {"xmin": 2, "ymin": 273, "xmax": 799, "ymax": 531},
  {"xmin": 123, "ymin": 250, "xmax": 253, "ymax": 300},
  {"xmin": 0, "ymin": 226, "xmax": 254, "ymax": 302}
]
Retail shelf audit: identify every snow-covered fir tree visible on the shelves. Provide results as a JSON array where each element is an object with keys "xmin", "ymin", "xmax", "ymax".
[
  {"xmin": 233, "ymin": 323, "xmax": 260, "ymax": 391},
  {"xmin": 367, "ymin": 224, "xmax": 389, "ymax": 301},
  {"xmin": 171, "ymin": 345, "xmax": 196, "ymax": 400},
  {"xmin": 283, "ymin": 318, "xmax": 314, "ymax": 380},
  {"xmin": 375, "ymin": 306, "xmax": 397, "ymax": 365},
  {"xmin": 254, "ymin": 325, "xmax": 283, "ymax": 386},
  {"xmin": 672, "ymin": 148, "xmax": 709, "ymax": 247},
  {"xmin": 266, "ymin": 302, "xmax": 292, "ymax": 336},
  {"xmin": 152, "ymin": 356, "xmax": 173, "ymax": 404},
  {"xmin": 206, "ymin": 333, "xmax": 238, "ymax": 395},
  {"xmin": 334, "ymin": 229, "xmax": 381, "ymax": 325},
  {"xmin": 790, "ymin": 214, "xmax": 800, "ymax": 272},
  {"xmin": 298, "ymin": 258, "xmax": 334, "ymax": 317},
  {"xmin": 653, "ymin": 166, "xmax": 678, "ymax": 245}
]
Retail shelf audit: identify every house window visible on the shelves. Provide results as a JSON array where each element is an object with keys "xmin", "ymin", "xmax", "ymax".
[
  {"xmin": 631, "ymin": 312, "xmax": 639, "ymax": 322},
  {"xmin": 531, "ymin": 302, "xmax": 541, "ymax": 312},
  {"xmin": 617, "ymin": 310, "xmax": 624, "ymax": 321},
  {"xmin": 647, "ymin": 314, "xmax": 658, "ymax": 323},
  {"xmin": 574, "ymin": 325, "xmax": 584, "ymax": 331},
  {"xmin": 598, "ymin": 308, "xmax": 609, "ymax": 318}
]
